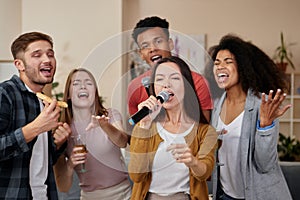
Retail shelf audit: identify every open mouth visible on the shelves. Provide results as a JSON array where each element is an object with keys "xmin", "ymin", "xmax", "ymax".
[
  {"xmin": 217, "ymin": 73, "xmax": 229, "ymax": 78},
  {"xmin": 217, "ymin": 73, "xmax": 229, "ymax": 83},
  {"xmin": 78, "ymin": 92, "xmax": 89, "ymax": 98},
  {"xmin": 40, "ymin": 67, "xmax": 52, "ymax": 76},
  {"xmin": 166, "ymin": 91, "xmax": 174, "ymax": 101},
  {"xmin": 168, "ymin": 92, "xmax": 174, "ymax": 97},
  {"xmin": 151, "ymin": 55, "xmax": 162, "ymax": 63}
]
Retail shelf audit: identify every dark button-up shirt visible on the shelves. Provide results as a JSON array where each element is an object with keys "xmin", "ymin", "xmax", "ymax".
[{"xmin": 0, "ymin": 75, "xmax": 62, "ymax": 199}]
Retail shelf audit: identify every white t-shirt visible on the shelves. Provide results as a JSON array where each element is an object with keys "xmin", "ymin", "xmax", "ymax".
[
  {"xmin": 29, "ymin": 93, "xmax": 48, "ymax": 200},
  {"xmin": 217, "ymin": 111, "xmax": 245, "ymax": 199},
  {"xmin": 149, "ymin": 122, "xmax": 194, "ymax": 196}
]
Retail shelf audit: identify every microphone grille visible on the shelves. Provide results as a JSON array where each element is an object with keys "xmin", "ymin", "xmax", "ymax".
[
  {"xmin": 141, "ymin": 76, "xmax": 150, "ymax": 87},
  {"xmin": 157, "ymin": 91, "xmax": 170, "ymax": 103}
]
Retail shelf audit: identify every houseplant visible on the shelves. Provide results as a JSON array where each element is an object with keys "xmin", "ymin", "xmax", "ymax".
[
  {"xmin": 277, "ymin": 133, "xmax": 300, "ymax": 161},
  {"xmin": 273, "ymin": 32, "xmax": 296, "ymax": 71},
  {"xmin": 52, "ymin": 81, "xmax": 63, "ymax": 100}
]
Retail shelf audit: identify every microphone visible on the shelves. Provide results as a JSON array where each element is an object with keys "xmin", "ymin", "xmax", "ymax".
[
  {"xmin": 128, "ymin": 91, "xmax": 170, "ymax": 126},
  {"xmin": 141, "ymin": 76, "xmax": 150, "ymax": 96}
]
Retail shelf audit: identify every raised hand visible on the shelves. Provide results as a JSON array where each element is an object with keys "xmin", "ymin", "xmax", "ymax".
[
  {"xmin": 259, "ymin": 89, "xmax": 292, "ymax": 127},
  {"xmin": 86, "ymin": 115, "xmax": 129, "ymax": 147},
  {"xmin": 85, "ymin": 115, "xmax": 109, "ymax": 131},
  {"xmin": 137, "ymin": 95, "xmax": 162, "ymax": 129},
  {"xmin": 167, "ymin": 143, "xmax": 195, "ymax": 167},
  {"xmin": 22, "ymin": 99, "xmax": 62, "ymax": 142},
  {"xmin": 53, "ymin": 122, "xmax": 71, "ymax": 149},
  {"xmin": 85, "ymin": 115, "xmax": 110, "ymax": 131},
  {"xmin": 97, "ymin": 115, "xmax": 110, "ymax": 127},
  {"xmin": 36, "ymin": 99, "xmax": 61, "ymax": 132}
]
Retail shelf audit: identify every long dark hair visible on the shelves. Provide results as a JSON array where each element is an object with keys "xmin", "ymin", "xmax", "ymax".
[
  {"xmin": 210, "ymin": 34, "xmax": 288, "ymax": 97},
  {"xmin": 149, "ymin": 56, "xmax": 208, "ymax": 124}
]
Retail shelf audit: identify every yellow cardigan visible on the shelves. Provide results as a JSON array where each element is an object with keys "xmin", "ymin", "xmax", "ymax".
[{"xmin": 129, "ymin": 123, "xmax": 217, "ymax": 200}]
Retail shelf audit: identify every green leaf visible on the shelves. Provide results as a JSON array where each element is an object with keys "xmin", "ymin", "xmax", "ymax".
[{"xmin": 52, "ymin": 82, "xmax": 59, "ymax": 88}]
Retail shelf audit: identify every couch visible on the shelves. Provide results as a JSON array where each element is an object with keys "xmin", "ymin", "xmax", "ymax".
[{"xmin": 280, "ymin": 161, "xmax": 300, "ymax": 200}]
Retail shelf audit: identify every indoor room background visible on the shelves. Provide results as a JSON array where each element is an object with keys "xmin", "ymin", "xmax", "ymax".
[{"xmin": 1, "ymin": 0, "xmax": 299, "ymax": 138}]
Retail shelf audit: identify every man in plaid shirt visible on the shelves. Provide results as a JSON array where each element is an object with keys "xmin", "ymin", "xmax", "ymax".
[{"xmin": 0, "ymin": 32, "xmax": 71, "ymax": 199}]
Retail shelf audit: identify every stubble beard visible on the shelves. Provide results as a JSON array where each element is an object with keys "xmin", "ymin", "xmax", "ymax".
[{"xmin": 23, "ymin": 63, "xmax": 54, "ymax": 86}]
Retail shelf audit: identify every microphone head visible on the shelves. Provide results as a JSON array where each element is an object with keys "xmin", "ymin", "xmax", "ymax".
[
  {"xmin": 157, "ymin": 91, "xmax": 170, "ymax": 103},
  {"xmin": 141, "ymin": 76, "xmax": 150, "ymax": 88}
]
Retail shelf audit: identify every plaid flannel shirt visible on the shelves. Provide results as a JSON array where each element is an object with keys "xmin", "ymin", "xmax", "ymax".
[{"xmin": 0, "ymin": 75, "xmax": 63, "ymax": 199}]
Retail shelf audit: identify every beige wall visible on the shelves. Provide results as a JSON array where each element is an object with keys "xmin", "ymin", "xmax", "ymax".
[
  {"xmin": 0, "ymin": 0, "xmax": 125, "ymax": 114},
  {"xmin": 122, "ymin": 0, "xmax": 300, "ymax": 137},
  {"xmin": 0, "ymin": 0, "xmax": 21, "ymax": 60},
  {"xmin": 1, "ymin": 0, "xmax": 300, "ymax": 115},
  {"xmin": 123, "ymin": 0, "xmax": 300, "ymax": 74},
  {"xmin": 22, "ymin": 0, "xmax": 123, "ymax": 110}
]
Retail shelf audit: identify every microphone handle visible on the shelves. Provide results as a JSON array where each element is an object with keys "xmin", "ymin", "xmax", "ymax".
[
  {"xmin": 128, "ymin": 106, "xmax": 150, "ymax": 126},
  {"xmin": 128, "ymin": 91, "xmax": 169, "ymax": 126},
  {"xmin": 144, "ymin": 87, "xmax": 150, "ymax": 96}
]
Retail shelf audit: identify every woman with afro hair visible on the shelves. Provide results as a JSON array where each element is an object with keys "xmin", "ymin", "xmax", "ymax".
[{"xmin": 210, "ymin": 34, "xmax": 292, "ymax": 200}]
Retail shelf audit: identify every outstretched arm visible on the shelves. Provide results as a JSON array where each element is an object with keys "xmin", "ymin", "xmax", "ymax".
[
  {"xmin": 99, "ymin": 115, "xmax": 129, "ymax": 148},
  {"xmin": 86, "ymin": 115, "xmax": 129, "ymax": 148},
  {"xmin": 255, "ymin": 89, "xmax": 291, "ymax": 172}
]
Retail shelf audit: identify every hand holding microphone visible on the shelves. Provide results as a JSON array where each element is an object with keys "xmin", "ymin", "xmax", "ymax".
[{"xmin": 128, "ymin": 91, "xmax": 170, "ymax": 126}]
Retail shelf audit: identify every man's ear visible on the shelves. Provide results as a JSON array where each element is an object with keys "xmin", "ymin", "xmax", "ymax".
[
  {"xmin": 168, "ymin": 38, "xmax": 174, "ymax": 51},
  {"xmin": 14, "ymin": 59, "xmax": 25, "ymax": 72}
]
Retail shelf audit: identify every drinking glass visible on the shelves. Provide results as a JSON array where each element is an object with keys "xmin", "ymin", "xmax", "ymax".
[{"xmin": 72, "ymin": 134, "xmax": 87, "ymax": 173}]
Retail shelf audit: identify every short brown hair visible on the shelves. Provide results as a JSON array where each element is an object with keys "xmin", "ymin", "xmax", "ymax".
[{"xmin": 11, "ymin": 31, "xmax": 53, "ymax": 59}]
